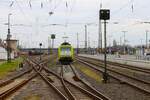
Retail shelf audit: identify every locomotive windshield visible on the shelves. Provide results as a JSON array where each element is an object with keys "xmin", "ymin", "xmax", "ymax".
[{"xmin": 60, "ymin": 47, "xmax": 71, "ymax": 56}]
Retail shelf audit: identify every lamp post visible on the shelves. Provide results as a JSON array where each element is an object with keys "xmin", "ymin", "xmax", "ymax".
[
  {"xmin": 122, "ymin": 31, "xmax": 127, "ymax": 54},
  {"xmin": 98, "ymin": 3, "xmax": 103, "ymax": 53},
  {"xmin": 140, "ymin": 39, "xmax": 143, "ymax": 56},
  {"xmin": 77, "ymin": 33, "xmax": 79, "ymax": 54},
  {"xmin": 85, "ymin": 25, "xmax": 87, "ymax": 53},
  {"xmin": 84, "ymin": 23, "xmax": 97, "ymax": 54},
  {"xmin": 146, "ymin": 30, "xmax": 148, "ymax": 49},
  {"xmin": 7, "ymin": 13, "xmax": 12, "ymax": 62},
  {"xmin": 39, "ymin": 43, "xmax": 42, "ymax": 60}
]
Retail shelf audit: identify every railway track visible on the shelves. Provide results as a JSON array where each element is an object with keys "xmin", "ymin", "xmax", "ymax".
[
  {"xmin": 0, "ymin": 68, "xmax": 32, "ymax": 87},
  {"xmin": 28, "ymin": 56, "xmax": 110, "ymax": 100},
  {"xmin": 27, "ymin": 54, "xmax": 56, "ymax": 71},
  {"xmin": 61, "ymin": 65, "xmax": 102, "ymax": 100},
  {"xmin": 0, "ymin": 55, "xmax": 52, "ymax": 100},
  {"xmin": 75, "ymin": 57, "xmax": 150, "ymax": 95},
  {"xmin": 78, "ymin": 56, "xmax": 150, "ymax": 74},
  {"xmin": 0, "ymin": 69, "xmax": 37, "ymax": 99},
  {"xmin": 44, "ymin": 65, "xmax": 110, "ymax": 100},
  {"xmin": 76, "ymin": 57, "xmax": 150, "ymax": 84},
  {"xmin": 1, "ymin": 54, "xmax": 149, "ymax": 99},
  {"xmin": 28, "ymin": 58, "xmax": 69, "ymax": 100},
  {"xmin": 69, "ymin": 64, "xmax": 111, "ymax": 100}
]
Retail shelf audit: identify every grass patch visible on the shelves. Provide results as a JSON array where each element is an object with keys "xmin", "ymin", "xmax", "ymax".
[
  {"xmin": 0, "ymin": 57, "xmax": 23, "ymax": 79},
  {"xmin": 73, "ymin": 62, "xmax": 102, "ymax": 82},
  {"xmin": 24, "ymin": 95, "xmax": 41, "ymax": 100},
  {"xmin": 0, "ymin": 61, "xmax": 5, "ymax": 65}
]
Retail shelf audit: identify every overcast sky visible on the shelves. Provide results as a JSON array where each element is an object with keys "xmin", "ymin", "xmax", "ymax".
[{"xmin": 0, "ymin": 0, "xmax": 150, "ymax": 48}]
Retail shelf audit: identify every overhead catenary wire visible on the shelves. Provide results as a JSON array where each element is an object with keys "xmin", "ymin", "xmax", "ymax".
[
  {"xmin": 69, "ymin": 0, "xmax": 76, "ymax": 15},
  {"xmin": 41, "ymin": 2, "xmax": 43, "ymax": 8},
  {"xmin": 112, "ymin": 0, "xmax": 133, "ymax": 15},
  {"xmin": 99, "ymin": 0, "xmax": 150, "ymax": 46},
  {"xmin": 109, "ymin": 0, "xmax": 150, "ymax": 35},
  {"xmin": 51, "ymin": 0, "xmax": 64, "ymax": 12},
  {"xmin": 65, "ymin": 1, "xmax": 69, "ymax": 27},
  {"xmin": 9, "ymin": 1, "xmax": 14, "ymax": 7},
  {"xmin": 11, "ymin": 0, "xmax": 39, "ymax": 48},
  {"xmin": 14, "ymin": 0, "xmax": 33, "ymax": 24},
  {"xmin": 29, "ymin": 0, "xmax": 32, "ymax": 9},
  {"xmin": 2, "ymin": 0, "xmax": 149, "ymax": 47}
]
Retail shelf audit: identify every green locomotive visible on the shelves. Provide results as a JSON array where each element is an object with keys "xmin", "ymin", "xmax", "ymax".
[{"xmin": 58, "ymin": 42, "xmax": 74, "ymax": 64}]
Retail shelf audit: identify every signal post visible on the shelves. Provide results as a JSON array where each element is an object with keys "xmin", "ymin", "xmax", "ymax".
[{"xmin": 100, "ymin": 9, "xmax": 110, "ymax": 83}]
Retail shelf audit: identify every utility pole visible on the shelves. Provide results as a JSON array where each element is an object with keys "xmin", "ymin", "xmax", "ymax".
[
  {"xmin": 88, "ymin": 35, "xmax": 90, "ymax": 48},
  {"xmin": 149, "ymin": 40, "xmax": 150, "ymax": 49},
  {"xmin": 146, "ymin": 30, "xmax": 148, "ymax": 49},
  {"xmin": 122, "ymin": 31, "xmax": 127, "ymax": 54},
  {"xmin": 7, "ymin": 13, "xmax": 12, "ymax": 62},
  {"xmin": 85, "ymin": 25, "xmax": 88, "ymax": 52},
  {"xmin": 140, "ymin": 39, "xmax": 143, "ymax": 56},
  {"xmin": 120, "ymin": 36, "xmax": 122, "ymax": 46},
  {"xmin": 77, "ymin": 33, "xmax": 79, "ymax": 54},
  {"xmin": 98, "ymin": 3, "xmax": 103, "ymax": 53}
]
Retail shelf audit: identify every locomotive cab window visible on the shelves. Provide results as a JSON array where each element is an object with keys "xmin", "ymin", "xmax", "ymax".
[{"xmin": 60, "ymin": 47, "xmax": 71, "ymax": 56}]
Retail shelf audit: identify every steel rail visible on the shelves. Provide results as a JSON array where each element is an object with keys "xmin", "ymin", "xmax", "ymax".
[
  {"xmin": 77, "ymin": 57, "xmax": 150, "ymax": 84},
  {"xmin": 28, "ymin": 59, "xmax": 68, "ymax": 100},
  {"xmin": 28, "ymin": 57, "xmax": 103, "ymax": 100},
  {"xmin": 44, "ymin": 67, "xmax": 103, "ymax": 100},
  {"xmin": 77, "ymin": 56, "xmax": 150, "ymax": 74},
  {"xmin": 76, "ymin": 58, "xmax": 150, "ymax": 95},
  {"xmin": 69, "ymin": 64, "xmax": 111, "ymax": 100},
  {"xmin": 39, "ymin": 72, "xmax": 68, "ymax": 100},
  {"xmin": 0, "ymin": 73, "xmax": 37, "ymax": 99},
  {"xmin": 0, "ymin": 68, "xmax": 32, "ymax": 87},
  {"xmin": 61, "ymin": 65, "xmax": 76, "ymax": 100}
]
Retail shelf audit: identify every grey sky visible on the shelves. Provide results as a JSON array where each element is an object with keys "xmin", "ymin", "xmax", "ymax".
[{"xmin": 0, "ymin": 0, "xmax": 150, "ymax": 48}]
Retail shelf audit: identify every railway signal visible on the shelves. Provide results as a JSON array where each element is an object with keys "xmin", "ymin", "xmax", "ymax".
[
  {"xmin": 51, "ymin": 34, "xmax": 56, "ymax": 54},
  {"xmin": 100, "ymin": 9, "xmax": 110, "ymax": 83},
  {"xmin": 39, "ymin": 43, "xmax": 42, "ymax": 60}
]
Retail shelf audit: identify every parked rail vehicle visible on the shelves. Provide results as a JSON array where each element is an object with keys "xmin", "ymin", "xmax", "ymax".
[{"xmin": 58, "ymin": 42, "xmax": 74, "ymax": 64}]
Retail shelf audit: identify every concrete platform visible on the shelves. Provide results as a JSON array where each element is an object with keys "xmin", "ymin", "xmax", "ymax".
[{"xmin": 78, "ymin": 54, "xmax": 150, "ymax": 69}]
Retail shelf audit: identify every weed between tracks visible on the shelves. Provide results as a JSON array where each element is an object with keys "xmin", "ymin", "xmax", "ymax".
[
  {"xmin": 48, "ymin": 56, "xmax": 58, "ymax": 68},
  {"xmin": 73, "ymin": 61, "xmax": 103, "ymax": 82},
  {"xmin": 0, "ymin": 57, "xmax": 23, "ymax": 79},
  {"xmin": 24, "ymin": 95, "xmax": 41, "ymax": 100}
]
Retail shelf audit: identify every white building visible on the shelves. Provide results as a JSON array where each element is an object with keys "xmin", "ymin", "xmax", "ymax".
[
  {"xmin": 0, "ymin": 47, "xmax": 7, "ymax": 60},
  {"xmin": 0, "ymin": 38, "xmax": 17, "ymax": 60},
  {"xmin": 0, "ymin": 46, "xmax": 15, "ymax": 60}
]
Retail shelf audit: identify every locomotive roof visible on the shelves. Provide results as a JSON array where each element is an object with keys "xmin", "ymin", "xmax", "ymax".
[{"xmin": 61, "ymin": 42, "xmax": 71, "ymax": 45}]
